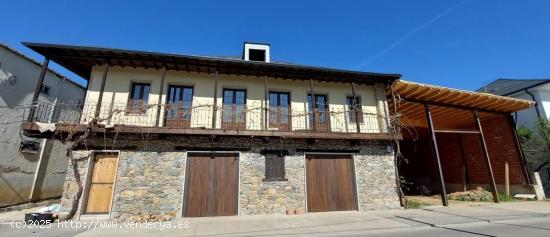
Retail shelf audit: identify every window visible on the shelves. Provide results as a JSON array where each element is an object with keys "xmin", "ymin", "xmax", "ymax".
[
  {"xmin": 127, "ymin": 83, "xmax": 150, "ymax": 114},
  {"xmin": 269, "ymin": 92, "xmax": 290, "ymax": 130},
  {"xmin": 346, "ymin": 96, "xmax": 363, "ymax": 123},
  {"xmin": 248, "ymin": 49, "xmax": 266, "ymax": 62},
  {"xmin": 40, "ymin": 85, "xmax": 50, "ymax": 96},
  {"xmin": 307, "ymin": 94, "xmax": 330, "ymax": 131},
  {"xmin": 264, "ymin": 154, "xmax": 286, "ymax": 181},
  {"xmin": 165, "ymin": 85, "xmax": 193, "ymax": 128},
  {"xmin": 222, "ymin": 89, "xmax": 246, "ymax": 129}
]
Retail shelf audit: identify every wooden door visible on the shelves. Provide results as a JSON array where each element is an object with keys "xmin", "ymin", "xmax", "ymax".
[
  {"xmin": 269, "ymin": 92, "xmax": 291, "ymax": 131},
  {"xmin": 85, "ymin": 153, "xmax": 118, "ymax": 214},
  {"xmin": 184, "ymin": 153, "xmax": 238, "ymax": 217},
  {"xmin": 306, "ymin": 154, "xmax": 357, "ymax": 212},
  {"xmin": 165, "ymin": 85, "xmax": 194, "ymax": 128},
  {"xmin": 222, "ymin": 89, "xmax": 246, "ymax": 130},
  {"xmin": 308, "ymin": 94, "xmax": 331, "ymax": 132}
]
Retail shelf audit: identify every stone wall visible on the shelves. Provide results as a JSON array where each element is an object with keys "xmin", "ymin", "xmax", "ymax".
[
  {"xmin": 239, "ymin": 151, "xmax": 306, "ymax": 215},
  {"xmin": 354, "ymin": 143, "xmax": 401, "ymax": 210},
  {"xmin": 59, "ymin": 136, "xmax": 401, "ymax": 220},
  {"xmin": 59, "ymin": 150, "xmax": 92, "ymax": 220},
  {"xmin": 110, "ymin": 152, "xmax": 185, "ymax": 221}
]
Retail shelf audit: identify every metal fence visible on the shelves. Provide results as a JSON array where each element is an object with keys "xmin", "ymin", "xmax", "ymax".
[{"xmin": 30, "ymin": 101, "xmax": 391, "ymax": 134}]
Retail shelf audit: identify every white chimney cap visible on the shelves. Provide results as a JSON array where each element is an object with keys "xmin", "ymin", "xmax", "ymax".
[{"xmin": 243, "ymin": 42, "xmax": 270, "ymax": 63}]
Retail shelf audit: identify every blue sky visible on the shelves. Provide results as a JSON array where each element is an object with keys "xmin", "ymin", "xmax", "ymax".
[{"xmin": 3, "ymin": 0, "xmax": 550, "ymax": 90}]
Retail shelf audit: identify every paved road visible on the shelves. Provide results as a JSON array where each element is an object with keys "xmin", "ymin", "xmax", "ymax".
[
  {"xmin": 1, "ymin": 202, "xmax": 549, "ymax": 236},
  {"xmin": 325, "ymin": 213, "xmax": 550, "ymax": 237}
]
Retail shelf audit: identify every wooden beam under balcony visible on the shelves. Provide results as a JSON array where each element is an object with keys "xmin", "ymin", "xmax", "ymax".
[{"xmin": 21, "ymin": 122, "xmax": 402, "ymax": 141}]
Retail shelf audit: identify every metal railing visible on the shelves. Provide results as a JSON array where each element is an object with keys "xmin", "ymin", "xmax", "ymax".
[{"xmin": 30, "ymin": 101, "xmax": 391, "ymax": 134}]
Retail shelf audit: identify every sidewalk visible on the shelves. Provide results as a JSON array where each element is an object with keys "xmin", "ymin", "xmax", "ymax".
[
  {"xmin": 76, "ymin": 201, "xmax": 550, "ymax": 237},
  {"xmin": 1, "ymin": 201, "xmax": 549, "ymax": 237}
]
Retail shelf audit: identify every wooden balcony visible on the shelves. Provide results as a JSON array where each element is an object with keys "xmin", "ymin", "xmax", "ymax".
[{"xmin": 21, "ymin": 101, "xmax": 400, "ymax": 140}]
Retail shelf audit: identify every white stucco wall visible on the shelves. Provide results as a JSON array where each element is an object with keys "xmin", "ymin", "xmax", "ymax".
[
  {"xmin": 0, "ymin": 45, "xmax": 85, "ymax": 206},
  {"xmin": 538, "ymin": 89, "xmax": 550, "ymax": 119},
  {"xmin": 509, "ymin": 85, "xmax": 550, "ymax": 131},
  {"xmin": 83, "ymin": 65, "xmax": 388, "ymax": 133}
]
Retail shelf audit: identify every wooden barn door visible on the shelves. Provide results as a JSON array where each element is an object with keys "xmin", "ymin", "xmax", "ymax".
[
  {"xmin": 184, "ymin": 153, "xmax": 239, "ymax": 217},
  {"xmin": 306, "ymin": 154, "xmax": 357, "ymax": 212},
  {"xmin": 84, "ymin": 153, "xmax": 118, "ymax": 214}
]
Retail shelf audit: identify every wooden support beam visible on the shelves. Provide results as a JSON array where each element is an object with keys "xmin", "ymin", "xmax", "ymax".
[
  {"xmin": 212, "ymin": 70, "xmax": 219, "ymax": 129},
  {"xmin": 155, "ymin": 67, "xmax": 166, "ymax": 127},
  {"xmin": 507, "ymin": 114, "xmax": 532, "ymax": 185},
  {"xmin": 457, "ymin": 134, "xmax": 470, "ymax": 191},
  {"xmin": 309, "ymin": 79, "xmax": 316, "ymax": 132},
  {"xmin": 351, "ymin": 82, "xmax": 361, "ymax": 133},
  {"xmin": 424, "ymin": 103, "xmax": 449, "ymax": 206},
  {"xmin": 264, "ymin": 75, "xmax": 269, "ymax": 130},
  {"xmin": 473, "ymin": 109, "xmax": 499, "ymax": 203},
  {"xmin": 28, "ymin": 57, "xmax": 50, "ymax": 122},
  {"xmin": 95, "ymin": 65, "xmax": 109, "ymax": 118},
  {"xmin": 434, "ymin": 129, "xmax": 480, "ymax": 134}
]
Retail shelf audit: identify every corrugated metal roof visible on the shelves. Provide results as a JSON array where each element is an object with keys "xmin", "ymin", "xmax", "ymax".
[{"xmin": 477, "ymin": 79, "xmax": 550, "ymax": 96}]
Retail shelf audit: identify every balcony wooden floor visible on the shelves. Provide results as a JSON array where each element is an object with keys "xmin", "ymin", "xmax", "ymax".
[{"xmin": 21, "ymin": 122, "xmax": 401, "ymax": 140}]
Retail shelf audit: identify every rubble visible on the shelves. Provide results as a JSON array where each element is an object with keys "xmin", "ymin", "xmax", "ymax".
[{"xmin": 447, "ymin": 187, "xmax": 493, "ymax": 202}]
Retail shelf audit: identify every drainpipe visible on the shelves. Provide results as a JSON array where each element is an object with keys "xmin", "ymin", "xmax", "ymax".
[{"xmin": 525, "ymin": 89, "xmax": 542, "ymax": 119}]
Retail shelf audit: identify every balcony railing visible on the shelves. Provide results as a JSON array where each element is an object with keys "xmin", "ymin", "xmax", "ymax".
[{"xmin": 29, "ymin": 101, "xmax": 391, "ymax": 134}]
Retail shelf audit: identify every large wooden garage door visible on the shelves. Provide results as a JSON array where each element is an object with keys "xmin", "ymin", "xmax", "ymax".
[
  {"xmin": 306, "ymin": 154, "xmax": 357, "ymax": 212},
  {"xmin": 84, "ymin": 153, "xmax": 118, "ymax": 214},
  {"xmin": 184, "ymin": 153, "xmax": 239, "ymax": 217}
]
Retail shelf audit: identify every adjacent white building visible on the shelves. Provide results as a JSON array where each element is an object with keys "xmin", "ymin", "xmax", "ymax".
[
  {"xmin": 479, "ymin": 79, "xmax": 550, "ymax": 131},
  {"xmin": 0, "ymin": 43, "xmax": 85, "ymax": 207}
]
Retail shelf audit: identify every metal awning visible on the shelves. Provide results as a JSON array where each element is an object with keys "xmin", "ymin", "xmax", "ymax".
[{"xmin": 23, "ymin": 42, "xmax": 401, "ymax": 84}]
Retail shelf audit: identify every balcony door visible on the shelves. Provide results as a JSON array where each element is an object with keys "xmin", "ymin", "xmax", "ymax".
[
  {"xmin": 269, "ymin": 92, "xmax": 291, "ymax": 131},
  {"xmin": 165, "ymin": 85, "xmax": 193, "ymax": 128},
  {"xmin": 308, "ymin": 94, "xmax": 330, "ymax": 131},
  {"xmin": 222, "ymin": 89, "xmax": 246, "ymax": 130}
]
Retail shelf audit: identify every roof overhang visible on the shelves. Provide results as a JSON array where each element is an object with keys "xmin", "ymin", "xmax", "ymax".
[
  {"xmin": 23, "ymin": 42, "xmax": 401, "ymax": 84},
  {"xmin": 390, "ymin": 80, "xmax": 536, "ymax": 129}
]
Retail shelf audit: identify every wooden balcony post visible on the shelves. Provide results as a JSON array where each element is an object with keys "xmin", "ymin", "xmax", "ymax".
[
  {"xmin": 351, "ymin": 82, "xmax": 361, "ymax": 133},
  {"xmin": 95, "ymin": 65, "xmax": 109, "ymax": 118},
  {"xmin": 424, "ymin": 103, "xmax": 448, "ymax": 206},
  {"xmin": 264, "ymin": 75, "xmax": 268, "ymax": 130},
  {"xmin": 473, "ymin": 109, "xmax": 500, "ymax": 203},
  {"xmin": 309, "ymin": 79, "xmax": 316, "ymax": 132},
  {"xmin": 27, "ymin": 57, "xmax": 50, "ymax": 122},
  {"xmin": 457, "ymin": 134, "xmax": 470, "ymax": 191},
  {"xmin": 507, "ymin": 114, "xmax": 532, "ymax": 185},
  {"xmin": 155, "ymin": 67, "xmax": 166, "ymax": 127},
  {"xmin": 212, "ymin": 70, "xmax": 219, "ymax": 129}
]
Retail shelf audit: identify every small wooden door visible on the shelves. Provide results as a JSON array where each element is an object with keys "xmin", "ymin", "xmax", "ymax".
[
  {"xmin": 306, "ymin": 154, "xmax": 357, "ymax": 212},
  {"xmin": 84, "ymin": 153, "xmax": 118, "ymax": 214},
  {"xmin": 184, "ymin": 153, "xmax": 239, "ymax": 217}
]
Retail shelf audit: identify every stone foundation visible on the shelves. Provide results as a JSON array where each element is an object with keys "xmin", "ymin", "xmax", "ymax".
[
  {"xmin": 58, "ymin": 136, "xmax": 401, "ymax": 221},
  {"xmin": 110, "ymin": 152, "xmax": 185, "ymax": 221}
]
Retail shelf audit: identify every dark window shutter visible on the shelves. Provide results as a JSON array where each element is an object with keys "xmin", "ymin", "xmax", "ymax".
[{"xmin": 264, "ymin": 154, "xmax": 286, "ymax": 181}]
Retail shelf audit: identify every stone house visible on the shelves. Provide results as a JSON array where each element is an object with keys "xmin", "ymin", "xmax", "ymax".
[{"xmin": 21, "ymin": 42, "xmax": 403, "ymax": 220}]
